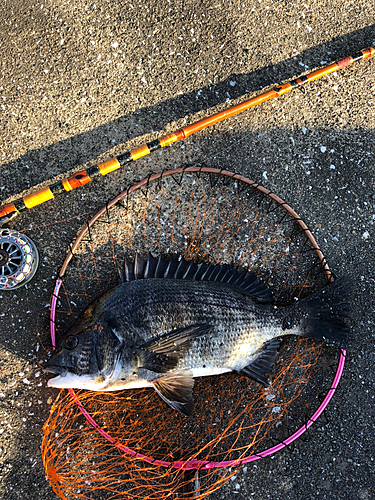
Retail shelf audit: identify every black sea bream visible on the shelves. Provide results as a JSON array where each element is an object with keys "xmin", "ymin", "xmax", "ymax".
[{"xmin": 44, "ymin": 254, "xmax": 350, "ymax": 415}]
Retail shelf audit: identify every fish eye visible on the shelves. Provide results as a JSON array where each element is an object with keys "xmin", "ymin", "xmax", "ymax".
[{"xmin": 65, "ymin": 335, "xmax": 79, "ymax": 350}]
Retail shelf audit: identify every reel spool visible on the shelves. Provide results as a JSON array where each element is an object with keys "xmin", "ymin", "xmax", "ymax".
[{"xmin": 0, "ymin": 228, "xmax": 39, "ymax": 290}]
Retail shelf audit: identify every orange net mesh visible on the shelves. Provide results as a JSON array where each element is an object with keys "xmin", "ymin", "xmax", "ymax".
[{"xmin": 39, "ymin": 167, "xmax": 340, "ymax": 499}]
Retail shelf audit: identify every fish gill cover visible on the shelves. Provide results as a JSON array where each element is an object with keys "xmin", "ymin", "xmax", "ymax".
[{"xmin": 38, "ymin": 167, "xmax": 343, "ymax": 499}]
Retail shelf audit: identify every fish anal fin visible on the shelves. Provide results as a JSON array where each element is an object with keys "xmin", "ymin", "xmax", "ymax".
[
  {"xmin": 152, "ymin": 370, "xmax": 194, "ymax": 416},
  {"xmin": 240, "ymin": 337, "xmax": 282, "ymax": 386}
]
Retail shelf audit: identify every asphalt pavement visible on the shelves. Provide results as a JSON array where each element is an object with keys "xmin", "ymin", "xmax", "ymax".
[{"xmin": 0, "ymin": 1, "xmax": 374, "ymax": 499}]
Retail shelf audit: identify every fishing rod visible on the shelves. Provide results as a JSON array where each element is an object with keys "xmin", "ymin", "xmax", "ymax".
[
  {"xmin": 0, "ymin": 46, "xmax": 374, "ymax": 290},
  {"xmin": 0, "ymin": 47, "xmax": 374, "ymax": 225}
]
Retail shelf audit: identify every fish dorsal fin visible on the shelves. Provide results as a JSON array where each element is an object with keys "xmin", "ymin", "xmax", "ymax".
[
  {"xmin": 151, "ymin": 370, "xmax": 194, "ymax": 416},
  {"xmin": 240, "ymin": 337, "xmax": 282, "ymax": 386},
  {"xmin": 121, "ymin": 253, "xmax": 273, "ymax": 303},
  {"xmin": 134, "ymin": 324, "xmax": 213, "ymax": 374}
]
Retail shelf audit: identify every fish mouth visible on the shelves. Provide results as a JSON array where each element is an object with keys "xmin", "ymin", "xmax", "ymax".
[
  {"xmin": 45, "ymin": 371, "xmax": 103, "ymax": 389},
  {"xmin": 43, "ymin": 365, "xmax": 68, "ymax": 376},
  {"xmin": 44, "ymin": 366, "xmax": 73, "ymax": 389}
]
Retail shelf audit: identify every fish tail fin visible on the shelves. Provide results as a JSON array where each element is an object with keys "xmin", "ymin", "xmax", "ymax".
[{"xmin": 284, "ymin": 277, "xmax": 353, "ymax": 347}]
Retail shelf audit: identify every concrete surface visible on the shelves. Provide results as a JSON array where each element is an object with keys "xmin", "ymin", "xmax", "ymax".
[{"xmin": 0, "ymin": 1, "xmax": 374, "ymax": 499}]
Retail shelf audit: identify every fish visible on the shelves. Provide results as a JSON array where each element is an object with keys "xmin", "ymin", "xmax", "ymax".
[{"xmin": 44, "ymin": 253, "xmax": 350, "ymax": 416}]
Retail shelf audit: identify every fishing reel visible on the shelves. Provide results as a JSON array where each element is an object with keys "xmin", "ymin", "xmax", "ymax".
[{"xmin": 0, "ymin": 225, "xmax": 39, "ymax": 290}]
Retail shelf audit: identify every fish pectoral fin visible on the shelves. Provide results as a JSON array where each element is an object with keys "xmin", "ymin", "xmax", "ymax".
[
  {"xmin": 140, "ymin": 323, "xmax": 213, "ymax": 354},
  {"xmin": 151, "ymin": 370, "xmax": 194, "ymax": 416},
  {"xmin": 240, "ymin": 337, "xmax": 282, "ymax": 386},
  {"xmin": 135, "ymin": 324, "xmax": 212, "ymax": 374},
  {"xmin": 138, "ymin": 350, "xmax": 179, "ymax": 373}
]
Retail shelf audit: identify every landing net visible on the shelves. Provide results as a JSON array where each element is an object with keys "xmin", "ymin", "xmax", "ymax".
[{"xmin": 40, "ymin": 166, "xmax": 344, "ymax": 499}]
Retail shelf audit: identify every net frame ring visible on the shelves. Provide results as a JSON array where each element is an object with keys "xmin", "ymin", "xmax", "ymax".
[
  {"xmin": 0, "ymin": 228, "xmax": 39, "ymax": 290},
  {"xmin": 50, "ymin": 166, "xmax": 347, "ymax": 471}
]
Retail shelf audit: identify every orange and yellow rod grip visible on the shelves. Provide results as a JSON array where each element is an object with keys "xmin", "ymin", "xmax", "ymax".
[{"xmin": 1, "ymin": 47, "xmax": 373, "ymax": 223}]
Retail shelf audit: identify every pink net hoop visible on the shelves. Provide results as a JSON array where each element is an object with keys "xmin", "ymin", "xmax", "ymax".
[{"xmin": 48, "ymin": 166, "xmax": 346, "ymax": 471}]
